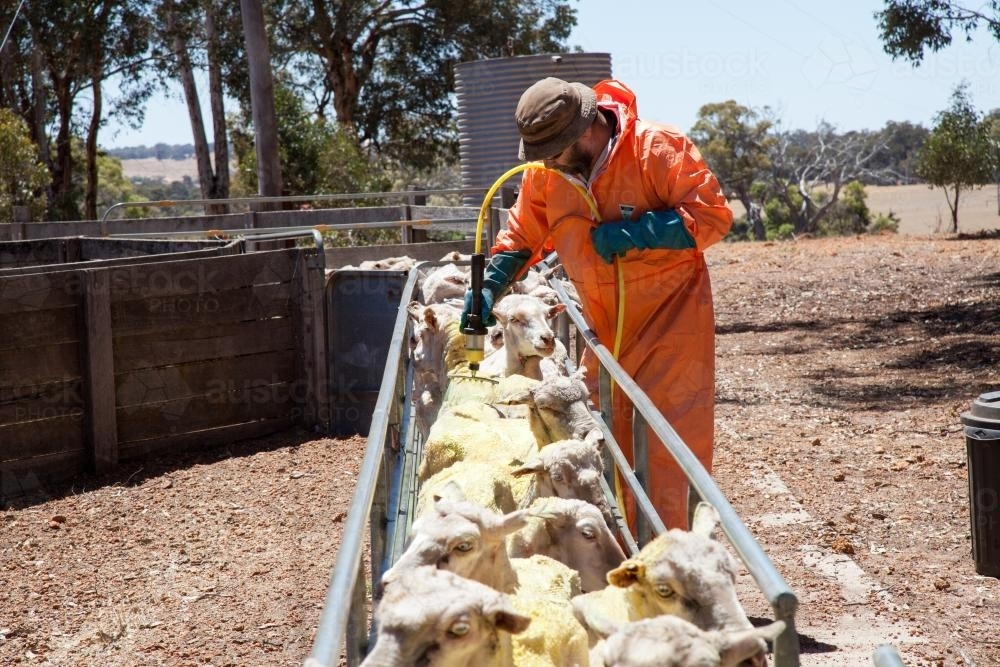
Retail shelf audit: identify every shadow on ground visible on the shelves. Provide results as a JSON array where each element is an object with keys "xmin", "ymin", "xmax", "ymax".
[{"xmin": 1, "ymin": 426, "xmax": 336, "ymax": 510}]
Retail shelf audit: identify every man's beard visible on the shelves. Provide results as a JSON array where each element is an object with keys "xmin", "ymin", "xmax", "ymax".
[{"xmin": 554, "ymin": 143, "xmax": 594, "ymax": 179}]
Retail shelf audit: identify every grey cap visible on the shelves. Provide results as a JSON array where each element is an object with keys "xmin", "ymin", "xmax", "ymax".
[{"xmin": 515, "ymin": 77, "xmax": 597, "ymax": 161}]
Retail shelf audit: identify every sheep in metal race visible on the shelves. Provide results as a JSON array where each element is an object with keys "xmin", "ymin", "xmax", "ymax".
[
  {"xmin": 363, "ymin": 565, "xmax": 530, "ymax": 667},
  {"xmin": 578, "ymin": 613, "xmax": 785, "ymax": 667},
  {"xmin": 406, "ymin": 301, "xmax": 464, "ymax": 440},
  {"xmin": 570, "ymin": 503, "xmax": 768, "ymax": 667},
  {"xmin": 419, "ymin": 263, "xmax": 469, "ymax": 304},
  {"xmin": 511, "ymin": 438, "xmax": 614, "ymax": 530},
  {"xmin": 384, "ymin": 488, "xmax": 592, "ymax": 667},
  {"xmin": 476, "ymin": 293, "xmax": 568, "ymax": 381},
  {"xmin": 507, "ymin": 497, "xmax": 626, "ymax": 593},
  {"xmin": 527, "ymin": 368, "xmax": 603, "ymax": 445}
]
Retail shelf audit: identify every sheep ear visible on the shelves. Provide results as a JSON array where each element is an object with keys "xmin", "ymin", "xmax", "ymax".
[
  {"xmin": 717, "ymin": 621, "xmax": 785, "ymax": 667},
  {"xmin": 691, "ymin": 502, "xmax": 720, "ymax": 537},
  {"xmin": 500, "ymin": 508, "xmax": 531, "ymax": 534},
  {"xmin": 423, "ymin": 308, "xmax": 439, "ymax": 329},
  {"xmin": 486, "ymin": 598, "xmax": 532, "ymax": 634},
  {"xmin": 510, "ymin": 457, "xmax": 544, "ymax": 478},
  {"xmin": 433, "ymin": 481, "xmax": 467, "ymax": 504},
  {"xmin": 571, "ymin": 598, "xmax": 621, "ymax": 639},
  {"xmin": 607, "ymin": 559, "xmax": 644, "ymax": 588},
  {"xmin": 547, "ymin": 303, "xmax": 567, "ymax": 318},
  {"xmin": 406, "ymin": 300, "xmax": 424, "ymax": 319}
]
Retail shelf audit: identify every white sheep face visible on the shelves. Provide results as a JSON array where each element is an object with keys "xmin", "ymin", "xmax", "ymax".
[
  {"xmin": 385, "ymin": 494, "xmax": 528, "ymax": 594},
  {"xmin": 607, "ymin": 504, "xmax": 760, "ymax": 646},
  {"xmin": 364, "ymin": 567, "xmax": 529, "ymax": 667},
  {"xmin": 493, "ymin": 293, "xmax": 566, "ymax": 358},
  {"xmin": 595, "ymin": 616, "xmax": 785, "ymax": 667},
  {"xmin": 509, "ymin": 497, "xmax": 625, "ymax": 593}
]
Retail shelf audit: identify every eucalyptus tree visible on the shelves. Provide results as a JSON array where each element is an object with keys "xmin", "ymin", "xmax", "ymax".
[
  {"xmin": 915, "ymin": 83, "xmax": 995, "ymax": 232},
  {"xmin": 270, "ymin": 0, "xmax": 577, "ymax": 169},
  {"xmin": 690, "ymin": 100, "xmax": 776, "ymax": 240},
  {"xmin": 876, "ymin": 0, "xmax": 1000, "ymax": 64},
  {"xmin": 13, "ymin": 0, "xmax": 152, "ymax": 220}
]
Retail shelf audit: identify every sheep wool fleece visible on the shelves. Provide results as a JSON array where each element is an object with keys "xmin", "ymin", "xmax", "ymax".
[{"xmin": 493, "ymin": 79, "xmax": 733, "ymax": 529}]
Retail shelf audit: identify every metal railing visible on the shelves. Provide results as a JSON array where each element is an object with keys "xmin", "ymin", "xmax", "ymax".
[
  {"xmin": 305, "ymin": 267, "xmax": 422, "ymax": 667},
  {"xmin": 544, "ymin": 274, "xmax": 801, "ymax": 666},
  {"xmin": 305, "ymin": 261, "xmax": 800, "ymax": 666}
]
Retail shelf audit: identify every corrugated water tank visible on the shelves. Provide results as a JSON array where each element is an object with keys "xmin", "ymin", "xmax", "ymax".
[{"xmin": 455, "ymin": 53, "xmax": 612, "ymax": 205}]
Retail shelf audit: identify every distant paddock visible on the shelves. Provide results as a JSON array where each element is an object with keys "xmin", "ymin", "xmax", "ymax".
[{"xmin": 725, "ymin": 183, "xmax": 1000, "ymax": 235}]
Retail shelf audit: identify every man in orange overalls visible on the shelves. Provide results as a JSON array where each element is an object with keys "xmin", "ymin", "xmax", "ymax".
[{"xmin": 461, "ymin": 77, "xmax": 733, "ymax": 530}]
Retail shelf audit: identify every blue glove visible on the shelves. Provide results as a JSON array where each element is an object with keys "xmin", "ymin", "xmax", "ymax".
[
  {"xmin": 460, "ymin": 288, "xmax": 496, "ymax": 330},
  {"xmin": 590, "ymin": 209, "xmax": 695, "ymax": 263},
  {"xmin": 459, "ymin": 249, "xmax": 531, "ymax": 330}
]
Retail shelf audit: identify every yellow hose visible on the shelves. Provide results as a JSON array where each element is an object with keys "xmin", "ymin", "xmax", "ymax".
[{"xmin": 476, "ymin": 163, "xmax": 630, "ymax": 528}]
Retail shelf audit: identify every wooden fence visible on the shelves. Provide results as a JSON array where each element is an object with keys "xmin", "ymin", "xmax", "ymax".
[{"xmin": 1, "ymin": 245, "xmax": 327, "ymax": 502}]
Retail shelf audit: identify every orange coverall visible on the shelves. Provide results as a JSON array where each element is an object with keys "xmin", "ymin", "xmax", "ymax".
[{"xmin": 492, "ymin": 79, "xmax": 733, "ymax": 529}]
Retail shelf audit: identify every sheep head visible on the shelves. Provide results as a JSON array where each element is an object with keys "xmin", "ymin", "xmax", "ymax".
[
  {"xmin": 603, "ymin": 504, "xmax": 757, "ymax": 640},
  {"xmin": 387, "ymin": 488, "xmax": 531, "ymax": 594},
  {"xmin": 583, "ymin": 614, "xmax": 784, "ymax": 667},
  {"xmin": 365, "ymin": 566, "xmax": 529, "ymax": 667}
]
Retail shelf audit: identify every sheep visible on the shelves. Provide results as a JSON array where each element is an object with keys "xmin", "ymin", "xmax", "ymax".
[
  {"xmin": 420, "ymin": 263, "xmax": 469, "ymax": 304},
  {"xmin": 358, "ymin": 255, "xmax": 417, "ymax": 271},
  {"xmin": 529, "ymin": 368, "xmax": 604, "ymax": 446},
  {"xmin": 477, "ymin": 293, "xmax": 567, "ymax": 381},
  {"xmin": 571, "ymin": 503, "xmax": 762, "ymax": 659},
  {"xmin": 415, "ymin": 400, "xmax": 540, "ymax": 507},
  {"xmin": 439, "ymin": 250, "xmax": 472, "ymax": 262},
  {"xmin": 507, "ymin": 497, "xmax": 625, "ymax": 593},
  {"xmin": 416, "ymin": 459, "xmax": 522, "ymax": 517},
  {"xmin": 578, "ymin": 612, "xmax": 786, "ymax": 667},
  {"xmin": 386, "ymin": 489, "xmax": 592, "ymax": 667},
  {"xmin": 406, "ymin": 300, "xmax": 464, "ymax": 439},
  {"xmin": 511, "ymin": 438, "xmax": 614, "ymax": 529},
  {"xmin": 393, "ymin": 487, "xmax": 577, "ymax": 596},
  {"xmin": 364, "ymin": 565, "xmax": 530, "ymax": 667}
]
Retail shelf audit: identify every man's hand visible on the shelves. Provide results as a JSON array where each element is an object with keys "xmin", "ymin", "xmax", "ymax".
[
  {"xmin": 460, "ymin": 288, "xmax": 496, "ymax": 330},
  {"xmin": 589, "ymin": 209, "xmax": 694, "ymax": 263}
]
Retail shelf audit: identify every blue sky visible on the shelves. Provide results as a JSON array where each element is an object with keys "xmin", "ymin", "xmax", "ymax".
[{"xmin": 102, "ymin": 0, "xmax": 1000, "ymax": 148}]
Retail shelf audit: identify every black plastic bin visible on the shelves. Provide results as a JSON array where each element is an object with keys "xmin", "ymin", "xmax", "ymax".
[{"xmin": 961, "ymin": 391, "xmax": 1000, "ymax": 578}]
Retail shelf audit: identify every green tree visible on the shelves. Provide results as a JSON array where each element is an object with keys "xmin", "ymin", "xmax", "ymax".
[
  {"xmin": 765, "ymin": 123, "xmax": 887, "ymax": 236},
  {"xmin": 915, "ymin": 83, "xmax": 994, "ymax": 232},
  {"xmin": 690, "ymin": 100, "xmax": 776, "ymax": 241},
  {"xmin": 272, "ymin": 0, "xmax": 577, "ymax": 169},
  {"xmin": 868, "ymin": 120, "xmax": 930, "ymax": 184},
  {"xmin": 231, "ymin": 83, "xmax": 387, "ymax": 196},
  {"xmin": 984, "ymin": 109, "xmax": 1000, "ymax": 215},
  {"xmin": 876, "ymin": 1, "xmax": 1000, "ymax": 64},
  {"xmin": 0, "ymin": 109, "xmax": 49, "ymax": 221}
]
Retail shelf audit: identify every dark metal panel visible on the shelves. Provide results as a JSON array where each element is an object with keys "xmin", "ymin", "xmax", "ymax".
[{"xmin": 455, "ymin": 53, "xmax": 613, "ymax": 203}]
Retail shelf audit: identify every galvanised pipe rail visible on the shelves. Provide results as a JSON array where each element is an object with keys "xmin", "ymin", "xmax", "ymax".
[
  {"xmin": 100, "ymin": 188, "xmax": 498, "ymax": 227},
  {"xmin": 106, "ymin": 218, "xmax": 477, "ymax": 241},
  {"xmin": 304, "ymin": 268, "xmax": 422, "ymax": 667},
  {"xmin": 234, "ymin": 228, "xmax": 327, "ymax": 272},
  {"xmin": 546, "ymin": 275, "xmax": 800, "ymax": 667}
]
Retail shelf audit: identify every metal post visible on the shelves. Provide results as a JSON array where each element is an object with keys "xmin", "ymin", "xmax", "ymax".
[{"xmin": 632, "ymin": 412, "xmax": 650, "ymax": 546}]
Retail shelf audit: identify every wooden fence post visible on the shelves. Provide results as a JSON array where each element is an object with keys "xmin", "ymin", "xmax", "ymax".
[
  {"xmin": 81, "ymin": 269, "xmax": 118, "ymax": 473},
  {"xmin": 12, "ymin": 206, "xmax": 29, "ymax": 241},
  {"xmin": 295, "ymin": 250, "xmax": 330, "ymax": 432},
  {"xmin": 402, "ymin": 187, "xmax": 429, "ymax": 244}
]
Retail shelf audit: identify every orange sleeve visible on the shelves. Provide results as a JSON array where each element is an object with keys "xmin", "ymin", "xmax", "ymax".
[
  {"xmin": 491, "ymin": 170, "xmax": 556, "ymax": 266},
  {"xmin": 641, "ymin": 128, "xmax": 733, "ymax": 250}
]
